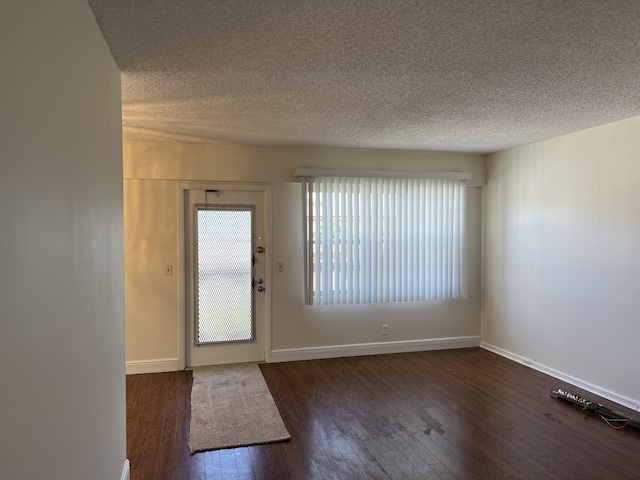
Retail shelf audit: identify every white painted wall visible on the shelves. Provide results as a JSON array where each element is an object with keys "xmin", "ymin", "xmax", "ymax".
[
  {"xmin": 483, "ymin": 115, "xmax": 640, "ymax": 406},
  {"xmin": 0, "ymin": 1, "xmax": 126, "ymax": 478},
  {"xmin": 124, "ymin": 141, "xmax": 484, "ymax": 366}
]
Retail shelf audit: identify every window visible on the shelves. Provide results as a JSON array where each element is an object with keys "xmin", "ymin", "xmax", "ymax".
[{"xmin": 297, "ymin": 169, "xmax": 469, "ymax": 305}]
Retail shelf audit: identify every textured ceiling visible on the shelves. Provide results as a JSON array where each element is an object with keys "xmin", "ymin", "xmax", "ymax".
[{"xmin": 88, "ymin": 0, "xmax": 640, "ymax": 153}]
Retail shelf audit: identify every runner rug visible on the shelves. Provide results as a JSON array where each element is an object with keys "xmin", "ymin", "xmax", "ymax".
[{"xmin": 188, "ymin": 363, "xmax": 290, "ymax": 453}]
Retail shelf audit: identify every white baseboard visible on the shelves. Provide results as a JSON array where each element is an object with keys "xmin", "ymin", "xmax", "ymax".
[
  {"xmin": 126, "ymin": 358, "xmax": 180, "ymax": 375},
  {"xmin": 120, "ymin": 459, "xmax": 130, "ymax": 480},
  {"xmin": 268, "ymin": 336, "xmax": 481, "ymax": 363},
  {"xmin": 480, "ymin": 342, "xmax": 640, "ymax": 411},
  {"xmin": 480, "ymin": 342, "xmax": 527, "ymax": 365}
]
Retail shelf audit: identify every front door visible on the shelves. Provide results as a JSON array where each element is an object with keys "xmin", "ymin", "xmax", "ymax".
[{"xmin": 185, "ymin": 188, "xmax": 267, "ymax": 367}]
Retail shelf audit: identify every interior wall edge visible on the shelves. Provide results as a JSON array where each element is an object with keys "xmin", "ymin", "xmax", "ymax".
[
  {"xmin": 125, "ymin": 358, "xmax": 180, "ymax": 375},
  {"xmin": 120, "ymin": 460, "xmax": 130, "ymax": 480},
  {"xmin": 481, "ymin": 342, "xmax": 640, "ymax": 411},
  {"xmin": 122, "ymin": 139, "xmax": 487, "ymax": 187},
  {"xmin": 268, "ymin": 336, "xmax": 482, "ymax": 363}
]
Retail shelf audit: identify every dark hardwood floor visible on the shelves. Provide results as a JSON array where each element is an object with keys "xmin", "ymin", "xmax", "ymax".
[{"xmin": 126, "ymin": 348, "xmax": 640, "ymax": 479}]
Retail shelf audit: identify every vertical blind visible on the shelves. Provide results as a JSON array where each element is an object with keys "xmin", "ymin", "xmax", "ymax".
[{"xmin": 301, "ymin": 174, "xmax": 467, "ymax": 305}]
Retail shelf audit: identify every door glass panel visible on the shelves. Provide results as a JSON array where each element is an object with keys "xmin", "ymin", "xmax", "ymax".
[{"xmin": 195, "ymin": 206, "xmax": 254, "ymax": 344}]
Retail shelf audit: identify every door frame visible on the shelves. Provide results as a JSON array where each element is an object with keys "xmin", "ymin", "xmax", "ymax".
[{"xmin": 177, "ymin": 182, "xmax": 272, "ymax": 370}]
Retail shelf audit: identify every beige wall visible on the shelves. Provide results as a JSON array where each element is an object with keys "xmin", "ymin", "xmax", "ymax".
[
  {"xmin": 124, "ymin": 141, "xmax": 484, "ymax": 365},
  {"xmin": 483, "ymin": 115, "xmax": 640, "ymax": 406},
  {"xmin": 0, "ymin": 1, "xmax": 126, "ymax": 479}
]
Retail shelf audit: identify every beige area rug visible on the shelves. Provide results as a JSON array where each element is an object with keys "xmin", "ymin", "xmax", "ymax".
[{"xmin": 188, "ymin": 363, "xmax": 291, "ymax": 453}]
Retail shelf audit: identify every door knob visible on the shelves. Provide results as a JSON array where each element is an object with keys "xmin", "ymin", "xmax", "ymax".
[
  {"xmin": 256, "ymin": 246, "xmax": 265, "ymax": 253},
  {"xmin": 257, "ymin": 286, "xmax": 265, "ymax": 292}
]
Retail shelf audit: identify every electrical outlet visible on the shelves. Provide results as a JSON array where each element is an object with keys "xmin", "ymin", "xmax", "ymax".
[
  {"xmin": 382, "ymin": 324, "xmax": 389, "ymax": 336},
  {"xmin": 276, "ymin": 262, "xmax": 284, "ymax": 272},
  {"xmin": 165, "ymin": 265, "xmax": 173, "ymax": 276}
]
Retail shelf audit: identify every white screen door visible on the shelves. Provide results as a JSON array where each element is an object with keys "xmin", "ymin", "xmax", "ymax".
[{"xmin": 185, "ymin": 189, "xmax": 267, "ymax": 367}]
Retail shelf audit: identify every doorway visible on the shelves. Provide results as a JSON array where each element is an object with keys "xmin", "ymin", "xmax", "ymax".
[{"xmin": 185, "ymin": 188, "xmax": 268, "ymax": 367}]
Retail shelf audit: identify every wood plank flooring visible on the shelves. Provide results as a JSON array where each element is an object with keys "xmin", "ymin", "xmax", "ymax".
[{"xmin": 126, "ymin": 348, "xmax": 640, "ymax": 479}]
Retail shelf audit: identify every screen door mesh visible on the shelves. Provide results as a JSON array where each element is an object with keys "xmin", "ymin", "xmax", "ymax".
[{"xmin": 195, "ymin": 207, "xmax": 254, "ymax": 344}]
